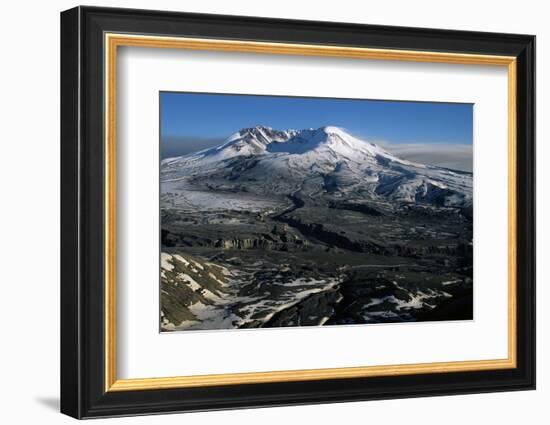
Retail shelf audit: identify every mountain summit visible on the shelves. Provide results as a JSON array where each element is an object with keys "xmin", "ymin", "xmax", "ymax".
[{"xmin": 161, "ymin": 126, "xmax": 472, "ymax": 208}]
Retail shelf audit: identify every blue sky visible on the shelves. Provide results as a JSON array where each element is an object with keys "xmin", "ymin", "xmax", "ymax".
[{"xmin": 160, "ymin": 92, "xmax": 473, "ymax": 171}]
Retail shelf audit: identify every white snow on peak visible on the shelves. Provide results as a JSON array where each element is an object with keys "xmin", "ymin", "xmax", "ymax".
[
  {"xmin": 263, "ymin": 126, "xmax": 415, "ymax": 168},
  {"xmin": 160, "ymin": 125, "xmax": 472, "ymax": 208},
  {"xmin": 165, "ymin": 125, "xmax": 405, "ymax": 166}
]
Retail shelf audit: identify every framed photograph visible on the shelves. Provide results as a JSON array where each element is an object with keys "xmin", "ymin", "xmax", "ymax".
[{"xmin": 60, "ymin": 6, "xmax": 535, "ymax": 419}]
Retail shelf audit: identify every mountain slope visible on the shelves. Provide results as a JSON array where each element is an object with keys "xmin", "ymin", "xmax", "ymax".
[{"xmin": 161, "ymin": 125, "xmax": 472, "ymax": 212}]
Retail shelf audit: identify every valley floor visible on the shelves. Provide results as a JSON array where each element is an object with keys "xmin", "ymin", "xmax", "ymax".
[{"xmin": 160, "ymin": 202, "xmax": 473, "ymax": 331}]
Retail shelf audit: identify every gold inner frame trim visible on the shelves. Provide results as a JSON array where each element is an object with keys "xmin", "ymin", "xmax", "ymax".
[{"xmin": 104, "ymin": 33, "xmax": 518, "ymax": 392}]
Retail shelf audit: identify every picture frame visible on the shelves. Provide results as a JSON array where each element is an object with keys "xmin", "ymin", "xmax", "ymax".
[{"xmin": 60, "ymin": 5, "xmax": 535, "ymax": 419}]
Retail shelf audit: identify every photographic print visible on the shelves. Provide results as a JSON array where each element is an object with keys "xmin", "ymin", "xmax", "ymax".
[
  {"xmin": 160, "ymin": 92, "xmax": 473, "ymax": 332},
  {"xmin": 61, "ymin": 9, "xmax": 535, "ymax": 416}
]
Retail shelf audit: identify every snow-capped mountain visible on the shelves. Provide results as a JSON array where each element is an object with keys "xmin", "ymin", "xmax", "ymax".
[
  {"xmin": 161, "ymin": 125, "xmax": 472, "ymax": 209},
  {"xmin": 160, "ymin": 126, "xmax": 474, "ymax": 331}
]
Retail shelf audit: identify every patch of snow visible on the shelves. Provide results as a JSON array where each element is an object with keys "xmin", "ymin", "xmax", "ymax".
[
  {"xmin": 160, "ymin": 253, "xmax": 174, "ymax": 271},
  {"xmin": 208, "ymin": 272, "xmax": 226, "ymax": 286},
  {"xmin": 190, "ymin": 260, "xmax": 204, "ymax": 270},
  {"xmin": 179, "ymin": 273, "xmax": 201, "ymax": 291},
  {"xmin": 173, "ymin": 254, "xmax": 190, "ymax": 267}
]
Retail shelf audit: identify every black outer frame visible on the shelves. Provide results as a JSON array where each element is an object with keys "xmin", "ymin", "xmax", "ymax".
[{"xmin": 60, "ymin": 6, "xmax": 536, "ymax": 419}]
